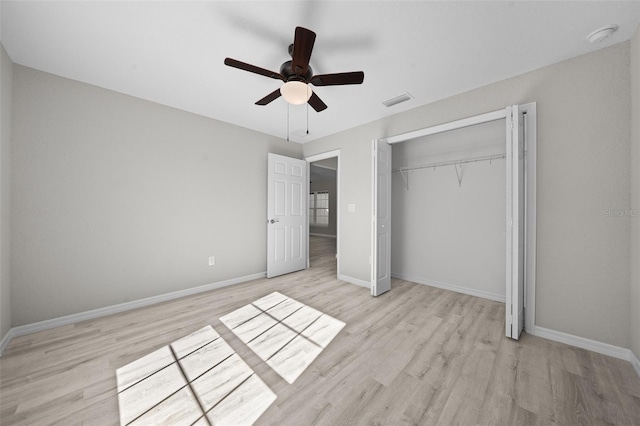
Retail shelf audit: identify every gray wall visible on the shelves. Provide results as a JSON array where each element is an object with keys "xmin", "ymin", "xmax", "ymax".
[
  {"xmin": 304, "ymin": 42, "xmax": 632, "ymax": 348},
  {"xmin": 391, "ymin": 119, "xmax": 506, "ymax": 299},
  {"xmin": 0, "ymin": 44, "xmax": 12, "ymax": 340},
  {"xmin": 631, "ymin": 25, "xmax": 640, "ymax": 360},
  {"xmin": 303, "ymin": 131, "xmax": 372, "ymax": 281},
  {"xmin": 11, "ymin": 65, "xmax": 301, "ymax": 326}
]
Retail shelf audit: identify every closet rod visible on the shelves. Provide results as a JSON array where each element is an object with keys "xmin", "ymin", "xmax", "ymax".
[{"xmin": 392, "ymin": 153, "xmax": 505, "ymax": 173}]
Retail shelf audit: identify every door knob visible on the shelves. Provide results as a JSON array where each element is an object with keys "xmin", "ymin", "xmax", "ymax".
[{"xmin": 270, "ymin": 219, "xmax": 280, "ymax": 224}]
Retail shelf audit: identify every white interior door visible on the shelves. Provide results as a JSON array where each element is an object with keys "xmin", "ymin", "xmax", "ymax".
[
  {"xmin": 267, "ymin": 153, "xmax": 307, "ymax": 278},
  {"xmin": 505, "ymin": 105, "xmax": 525, "ymax": 339},
  {"xmin": 371, "ymin": 140, "xmax": 392, "ymax": 296}
]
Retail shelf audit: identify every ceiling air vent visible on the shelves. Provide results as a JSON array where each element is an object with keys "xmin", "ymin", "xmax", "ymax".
[{"xmin": 382, "ymin": 92, "xmax": 413, "ymax": 107}]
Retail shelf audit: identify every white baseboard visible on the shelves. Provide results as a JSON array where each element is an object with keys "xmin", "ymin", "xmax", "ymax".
[
  {"xmin": 309, "ymin": 233, "xmax": 336, "ymax": 238},
  {"xmin": 631, "ymin": 351, "xmax": 640, "ymax": 378},
  {"xmin": 533, "ymin": 326, "xmax": 640, "ymax": 377},
  {"xmin": 0, "ymin": 272, "xmax": 266, "ymax": 356},
  {"xmin": 0, "ymin": 328, "xmax": 16, "ymax": 356},
  {"xmin": 338, "ymin": 274, "xmax": 370, "ymax": 289},
  {"xmin": 391, "ymin": 272, "xmax": 505, "ymax": 303}
]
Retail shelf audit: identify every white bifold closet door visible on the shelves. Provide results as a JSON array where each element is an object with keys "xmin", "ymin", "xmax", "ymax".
[
  {"xmin": 506, "ymin": 105, "xmax": 525, "ymax": 339},
  {"xmin": 371, "ymin": 139, "xmax": 392, "ymax": 296}
]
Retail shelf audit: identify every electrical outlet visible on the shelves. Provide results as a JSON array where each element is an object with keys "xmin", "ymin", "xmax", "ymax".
[{"xmin": 208, "ymin": 256, "xmax": 215, "ymax": 266}]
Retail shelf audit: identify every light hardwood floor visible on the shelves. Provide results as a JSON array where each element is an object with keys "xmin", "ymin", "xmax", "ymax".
[{"xmin": 1, "ymin": 235, "xmax": 639, "ymax": 425}]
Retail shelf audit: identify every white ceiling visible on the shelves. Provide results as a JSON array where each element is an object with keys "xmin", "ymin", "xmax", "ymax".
[{"xmin": 2, "ymin": 1, "xmax": 639, "ymax": 143}]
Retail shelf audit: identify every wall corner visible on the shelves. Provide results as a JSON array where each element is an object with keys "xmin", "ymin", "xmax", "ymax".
[
  {"xmin": 0, "ymin": 42, "xmax": 14, "ymax": 346},
  {"xmin": 630, "ymin": 23, "xmax": 640, "ymax": 360}
]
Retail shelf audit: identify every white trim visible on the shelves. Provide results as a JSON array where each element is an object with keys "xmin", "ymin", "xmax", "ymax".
[
  {"xmin": 521, "ymin": 102, "xmax": 537, "ymax": 335},
  {"xmin": 0, "ymin": 272, "xmax": 265, "ymax": 356},
  {"xmin": 310, "ymin": 163, "xmax": 336, "ymax": 171},
  {"xmin": 338, "ymin": 274, "xmax": 371, "ymax": 289},
  {"xmin": 381, "ymin": 109, "xmax": 506, "ymax": 144},
  {"xmin": 305, "ymin": 149, "xmax": 341, "ymax": 279},
  {"xmin": 533, "ymin": 326, "xmax": 637, "ymax": 365},
  {"xmin": 371, "ymin": 140, "xmax": 376, "ymax": 293},
  {"xmin": 305, "ymin": 150, "xmax": 341, "ymax": 163},
  {"xmin": 631, "ymin": 351, "xmax": 640, "ymax": 378},
  {"xmin": 0, "ymin": 328, "xmax": 16, "ymax": 356},
  {"xmin": 392, "ymin": 273, "xmax": 505, "ymax": 303},
  {"xmin": 309, "ymin": 233, "xmax": 336, "ymax": 238},
  {"xmin": 505, "ymin": 105, "xmax": 514, "ymax": 337}
]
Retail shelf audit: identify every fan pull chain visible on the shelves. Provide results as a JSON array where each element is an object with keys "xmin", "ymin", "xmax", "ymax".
[
  {"xmin": 287, "ymin": 103, "xmax": 290, "ymax": 142},
  {"xmin": 306, "ymin": 86, "xmax": 310, "ymax": 135}
]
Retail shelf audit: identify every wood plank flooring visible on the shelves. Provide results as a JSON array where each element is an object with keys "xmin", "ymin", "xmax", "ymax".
[{"xmin": 1, "ymin": 235, "xmax": 639, "ymax": 425}]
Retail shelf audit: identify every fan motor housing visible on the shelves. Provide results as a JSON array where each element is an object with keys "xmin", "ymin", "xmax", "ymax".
[{"xmin": 280, "ymin": 60, "xmax": 313, "ymax": 82}]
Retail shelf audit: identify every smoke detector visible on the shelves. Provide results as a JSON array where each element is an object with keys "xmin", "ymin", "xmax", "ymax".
[{"xmin": 587, "ymin": 25, "xmax": 618, "ymax": 44}]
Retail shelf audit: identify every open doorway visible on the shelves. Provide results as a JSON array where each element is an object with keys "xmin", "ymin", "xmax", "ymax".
[{"xmin": 305, "ymin": 151, "xmax": 340, "ymax": 277}]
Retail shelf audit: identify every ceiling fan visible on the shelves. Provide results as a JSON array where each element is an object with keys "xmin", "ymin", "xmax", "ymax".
[{"xmin": 224, "ymin": 26, "xmax": 364, "ymax": 112}]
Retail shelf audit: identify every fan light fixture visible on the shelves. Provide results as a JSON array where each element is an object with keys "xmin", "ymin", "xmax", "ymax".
[{"xmin": 280, "ymin": 81, "xmax": 312, "ymax": 105}]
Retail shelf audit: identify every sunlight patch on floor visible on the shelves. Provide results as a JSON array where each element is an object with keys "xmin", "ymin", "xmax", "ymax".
[
  {"xmin": 220, "ymin": 292, "xmax": 345, "ymax": 384},
  {"xmin": 115, "ymin": 325, "xmax": 276, "ymax": 425}
]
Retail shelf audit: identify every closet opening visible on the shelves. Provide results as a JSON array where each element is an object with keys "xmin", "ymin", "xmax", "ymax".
[
  {"xmin": 391, "ymin": 118, "xmax": 507, "ymax": 303},
  {"xmin": 372, "ymin": 104, "xmax": 537, "ymax": 340}
]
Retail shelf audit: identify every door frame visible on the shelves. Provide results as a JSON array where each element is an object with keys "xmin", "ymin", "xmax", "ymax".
[
  {"xmin": 304, "ymin": 149, "xmax": 341, "ymax": 278},
  {"xmin": 521, "ymin": 102, "xmax": 537, "ymax": 335},
  {"xmin": 374, "ymin": 103, "xmax": 537, "ymax": 334}
]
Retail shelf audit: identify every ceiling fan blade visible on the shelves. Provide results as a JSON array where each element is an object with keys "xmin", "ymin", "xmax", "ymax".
[
  {"xmin": 311, "ymin": 71, "xmax": 364, "ymax": 86},
  {"xmin": 291, "ymin": 27, "xmax": 316, "ymax": 75},
  {"xmin": 308, "ymin": 92, "xmax": 327, "ymax": 112},
  {"xmin": 224, "ymin": 58, "xmax": 284, "ymax": 81},
  {"xmin": 255, "ymin": 88, "xmax": 282, "ymax": 106}
]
